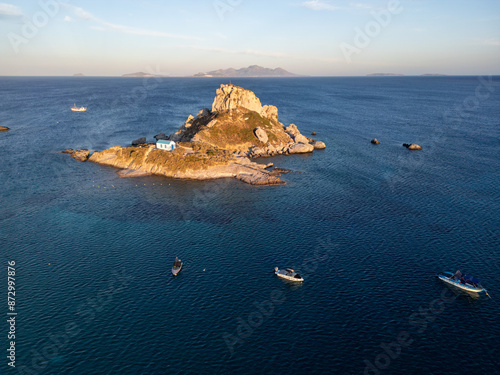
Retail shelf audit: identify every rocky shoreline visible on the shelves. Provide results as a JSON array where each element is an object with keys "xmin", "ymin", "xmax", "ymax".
[
  {"xmin": 88, "ymin": 144, "xmax": 286, "ymax": 185},
  {"xmin": 65, "ymin": 84, "xmax": 326, "ymax": 185}
]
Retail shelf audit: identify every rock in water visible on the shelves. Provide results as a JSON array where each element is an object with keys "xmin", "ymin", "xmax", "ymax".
[
  {"xmin": 403, "ymin": 143, "xmax": 422, "ymax": 150},
  {"xmin": 288, "ymin": 143, "xmax": 314, "ymax": 154},
  {"xmin": 132, "ymin": 137, "xmax": 147, "ymax": 146},
  {"xmin": 254, "ymin": 127, "xmax": 268, "ymax": 143},
  {"xmin": 63, "ymin": 149, "xmax": 90, "ymax": 161},
  {"xmin": 371, "ymin": 138, "xmax": 380, "ymax": 145},
  {"xmin": 285, "ymin": 124, "xmax": 309, "ymax": 144},
  {"xmin": 0, "ymin": 126, "xmax": 10, "ymax": 132},
  {"xmin": 312, "ymin": 141, "xmax": 326, "ymax": 149}
]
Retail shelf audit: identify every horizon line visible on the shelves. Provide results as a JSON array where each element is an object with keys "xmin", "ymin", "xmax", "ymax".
[{"xmin": 1, "ymin": 74, "xmax": 499, "ymax": 78}]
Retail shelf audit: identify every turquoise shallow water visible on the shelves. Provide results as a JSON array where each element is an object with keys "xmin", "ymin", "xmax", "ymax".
[{"xmin": 0, "ymin": 76, "xmax": 499, "ymax": 374}]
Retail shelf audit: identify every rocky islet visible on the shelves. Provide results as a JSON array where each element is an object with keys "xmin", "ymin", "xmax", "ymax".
[{"xmin": 67, "ymin": 84, "xmax": 326, "ymax": 185}]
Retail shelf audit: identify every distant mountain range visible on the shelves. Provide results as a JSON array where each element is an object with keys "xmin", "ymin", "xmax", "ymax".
[
  {"xmin": 194, "ymin": 65, "xmax": 300, "ymax": 77},
  {"xmin": 122, "ymin": 72, "xmax": 168, "ymax": 77}
]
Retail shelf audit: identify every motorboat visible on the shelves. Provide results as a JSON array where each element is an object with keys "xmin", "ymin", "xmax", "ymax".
[
  {"xmin": 274, "ymin": 267, "xmax": 303, "ymax": 282},
  {"xmin": 437, "ymin": 270, "xmax": 488, "ymax": 294},
  {"xmin": 71, "ymin": 103, "xmax": 87, "ymax": 112},
  {"xmin": 172, "ymin": 257, "xmax": 182, "ymax": 276}
]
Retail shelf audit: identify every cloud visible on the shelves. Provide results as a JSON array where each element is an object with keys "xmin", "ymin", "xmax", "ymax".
[
  {"xmin": 0, "ymin": 2, "xmax": 22, "ymax": 16},
  {"xmin": 300, "ymin": 0, "xmax": 340, "ymax": 11},
  {"xmin": 61, "ymin": 3, "xmax": 201, "ymax": 41},
  {"xmin": 349, "ymin": 3, "xmax": 374, "ymax": 10},
  {"xmin": 483, "ymin": 38, "xmax": 500, "ymax": 46},
  {"xmin": 300, "ymin": 1, "xmax": 374, "ymax": 12},
  {"xmin": 64, "ymin": 15, "xmax": 72, "ymax": 22}
]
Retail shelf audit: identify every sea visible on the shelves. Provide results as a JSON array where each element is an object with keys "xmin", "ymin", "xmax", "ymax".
[{"xmin": 0, "ymin": 76, "xmax": 499, "ymax": 375}]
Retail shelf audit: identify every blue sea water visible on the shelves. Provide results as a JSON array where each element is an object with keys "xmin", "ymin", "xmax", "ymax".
[{"xmin": 0, "ymin": 76, "xmax": 499, "ymax": 375}]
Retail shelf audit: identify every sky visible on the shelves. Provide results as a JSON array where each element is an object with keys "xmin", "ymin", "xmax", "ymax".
[{"xmin": 0, "ymin": 0, "xmax": 499, "ymax": 76}]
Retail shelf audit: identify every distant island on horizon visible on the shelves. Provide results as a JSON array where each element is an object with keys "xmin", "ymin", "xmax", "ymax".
[
  {"xmin": 367, "ymin": 73, "xmax": 405, "ymax": 76},
  {"xmin": 122, "ymin": 72, "xmax": 168, "ymax": 77},
  {"xmin": 194, "ymin": 65, "xmax": 300, "ymax": 78},
  {"xmin": 16, "ymin": 71, "xmax": 459, "ymax": 78},
  {"xmin": 367, "ymin": 73, "xmax": 448, "ymax": 77}
]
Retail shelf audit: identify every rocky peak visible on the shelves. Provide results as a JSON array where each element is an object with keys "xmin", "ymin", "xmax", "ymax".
[
  {"xmin": 211, "ymin": 84, "xmax": 280, "ymax": 122},
  {"xmin": 169, "ymin": 84, "xmax": 325, "ymax": 156},
  {"xmin": 212, "ymin": 84, "xmax": 263, "ymax": 114}
]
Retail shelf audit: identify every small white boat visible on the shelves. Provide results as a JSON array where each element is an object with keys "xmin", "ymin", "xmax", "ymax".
[
  {"xmin": 71, "ymin": 103, "xmax": 87, "ymax": 112},
  {"xmin": 437, "ymin": 270, "xmax": 488, "ymax": 294},
  {"xmin": 172, "ymin": 257, "xmax": 182, "ymax": 276},
  {"xmin": 274, "ymin": 267, "xmax": 303, "ymax": 282}
]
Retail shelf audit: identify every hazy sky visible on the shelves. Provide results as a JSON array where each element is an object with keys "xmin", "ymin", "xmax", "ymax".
[{"xmin": 1, "ymin": 0, "xmax": 499, "ymax": 76}]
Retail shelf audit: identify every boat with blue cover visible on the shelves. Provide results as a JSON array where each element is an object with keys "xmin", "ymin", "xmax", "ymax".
[{"xmin": 437, "ymin": 270, "xmax": 488, "ymax": 294}]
